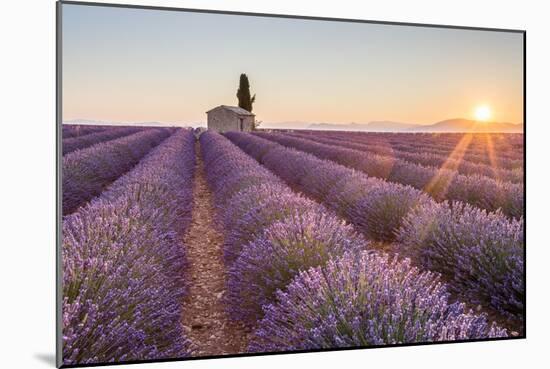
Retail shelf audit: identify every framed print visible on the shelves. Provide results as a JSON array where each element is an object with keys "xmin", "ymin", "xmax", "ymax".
[{"xmin": 57, "ymin": 1, "xmax": 525, "ymax": 367}]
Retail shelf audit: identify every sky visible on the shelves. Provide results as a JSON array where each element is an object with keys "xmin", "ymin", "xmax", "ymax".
[{"xmin": 62, "ymin": 3, "xmax": 524, "ymax": 126}]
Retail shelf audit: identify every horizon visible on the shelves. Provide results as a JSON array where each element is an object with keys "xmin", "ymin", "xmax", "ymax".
[
  {"xmin": 62, "ymin": 4, "xmax": 524, "ymax": 125},
  {"xmin": 63, "ymin": 116, "xmax": 523, "ymax": 125},
  {"xmin": 62, "ymin": 116, "xmax": 524, "ymax": 133}
]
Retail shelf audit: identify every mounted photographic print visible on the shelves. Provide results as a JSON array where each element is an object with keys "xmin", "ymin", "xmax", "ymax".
[{"xmin": 56, "ymin": 1, "xmax": 525, "ymax": 367}]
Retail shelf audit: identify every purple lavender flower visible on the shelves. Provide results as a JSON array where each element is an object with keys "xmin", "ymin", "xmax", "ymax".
[
  {"xmin": 63, "ymin": 126, "xmax": 147, "ymax": 155},
  {"xmin": 249, "ymin": 251, "xmax": 507, "ymax": 352},
  {"xmin": 62, "ymin": 124, "xmax": 108, "ymax": 139},
  {"xmin": 62, "ymin": 129, "xmax": 171, "ymax": 215},
  {"xmin": 254, "ymin": 131, "xmax": 523, "ymax": 218},
  {"xmin": 226, "ymin": 131, "xmax": 524, "ymax": 322},
  {"xmin": 349, "ymin": 183, "xmax": 432, "ymax": 241},
  {"xmin": 286, "ymin": 131, "xmax": 523, "ymax": 183},
  {"xmin": 62, "ymin": 129, "xmax": 195, "ymax": 365},
  {"xmin": 396, "ymin": 200, "xmax": 524, "ymax": 319},
  {"xmin": 226, "ymin": 210, "xmax": 368, "ymax": 324},
  {"xmin": 222, "ymin": 190, "xmax": 320, "ymax": 265}
]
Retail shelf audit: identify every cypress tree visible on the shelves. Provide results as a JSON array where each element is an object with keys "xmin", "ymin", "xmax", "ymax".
[{"xmin": 236, "ymin": 73, "xmax": 256, "ymax": 112}]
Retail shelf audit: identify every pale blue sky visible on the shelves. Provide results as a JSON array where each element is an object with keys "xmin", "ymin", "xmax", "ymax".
[{"xmin": 62, "ymin": 3, "xmax": 523, "ymax": 125}]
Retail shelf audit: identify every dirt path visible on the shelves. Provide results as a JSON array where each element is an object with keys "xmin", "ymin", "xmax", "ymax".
[{"xmin": 181, "ymin": 142, "xmax": 250, "ymax": 356}]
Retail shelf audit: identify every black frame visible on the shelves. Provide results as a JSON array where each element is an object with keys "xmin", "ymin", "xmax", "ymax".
[{"xmin": 56, "ymin": 1, "xmax": 527, "ymax": 368}]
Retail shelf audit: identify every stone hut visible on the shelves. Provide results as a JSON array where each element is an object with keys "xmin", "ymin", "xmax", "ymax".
[{"xmin": 206, "ymin": 105, "xmax": 255, "ymax": 133}]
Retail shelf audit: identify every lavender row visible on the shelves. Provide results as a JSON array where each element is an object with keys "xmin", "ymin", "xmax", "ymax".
[
  {"xmin": 397, "ymin": 201, "xmax": 524, "ymax": 319},
  {"xmin": 250, "ymin": 252, "xmax": 506, "ymax": 352},
  {"xmin": 226, "ymin": 132, "xmax": 524, "ymax": 320},
  {"xmin": 310, "ymin": 130, "xmax": 524, "ymax": 160},
  {"xmin": 256, "ymin": 132, "xmax": 523, "ymax": 219},
  {"xmin": 62, "ymin": 124, "xmax": 108, "ymax": 139},
  {"xmin": 389, "ymin": 133, "xmax": 523, "ymax": 162},
  {"xmin": 62, "ymin": 129, "xmax": 196, "ymax": 365},
  {"xmin": 62, "ymin": 127, "xmax": 145, "ymax": 155},
  {"xmin": 288, "ymin": 130, "xmax": 523, "ymax": 168},
  {"xmin": 301, "ymin": 130, "xmax": 524, "ymax": 167},
  {"xmin": 288, "ymin": 131, "xmax": 523, "ymax": 183},
  {"xmin": 393, "ymin": 140, "xmax": 523, "ymax": 168},
  {"xmin": 62, "ymin": 129, "xmax": 170, "ymax": 215},
  {"xmin": 201, "ymin": 132, "xmax": 506, "ymax": 350}
]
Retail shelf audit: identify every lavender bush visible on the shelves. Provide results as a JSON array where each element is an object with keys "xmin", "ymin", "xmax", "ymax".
[
  {"xmin": 324, "ymin": 173, "xmax": 380, "ymax": 216},
  {"xmin": 223, "ymin": 191, "xmax": 320, "ymax": 265},
  {"xmin": 396, "ymin": 200, "xmax": 524, "ymax": 319},
  {"xmin": 447, "ymin": 174, "xmax": 524, "ymax": 218},
  {"xmin": 62, "ymin": 129, "xmax": 195, "ymax": 365},
  {"xmin": 349, "ymin": 183, "xmax": 432, "ymax": 241},
  {"xmin": 227, "ymin": 132, "xmax": 281, "ymax": 163},
  {"xmin": 226, "ymin": 211, "xmax": 368, "ymax": 324},
  {"xmin": 249, "ymin": 251, "xmax": 507, "ymax": 352},
  {"xmin": 62, "ymin": 129, "xmax": 170, "ymax": 215},
  {"xmin": 300, "ymin": 160, "xmax": 357, "ymax": 201},
  {"xmin": 221, "ymin": 183, "xmax": 294, "ymax": 231}
]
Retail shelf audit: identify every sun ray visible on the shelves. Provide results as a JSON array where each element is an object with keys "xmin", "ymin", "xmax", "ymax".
[
  {"xmin": 424, "ymin": 133, "xmax": 473, "ymax": 200},
  {"xmin": 484, "ymin": 133, "xmax": 502, "ymax": 182}
]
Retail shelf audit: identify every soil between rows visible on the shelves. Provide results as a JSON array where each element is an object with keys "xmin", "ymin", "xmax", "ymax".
[{"xmin": 181, "ymin": 142, "xmax": 250, "ymax": 356}]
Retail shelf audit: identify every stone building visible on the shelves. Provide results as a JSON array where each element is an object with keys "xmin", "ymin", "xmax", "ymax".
[{"xmin": 206, "ymin": 105, "xmax": 255, "ymax": 132}]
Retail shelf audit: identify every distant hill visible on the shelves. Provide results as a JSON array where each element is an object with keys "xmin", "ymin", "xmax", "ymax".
[
  {"xmin": 362, "ymin": 121, "xmax": 420, "ymax": 131},
  {"xmin": 304, "ymin": 119, "xmax": 523, "ymax": 133},
  {"xmin": 407, "ymin": 118, "xmax": 523, "ymax": 133},
  {"xmin": 307, "ymin": 121, "xmax": 420, "ymax": 131},
  {"xmin": 261, "ymin": 121, "xmax": 313, "ymax": 130},
  {"xmin": 65, "ymin": 118, "xmax": 523, "ymax": 133},
  {"xmin": 307, "ymin": 122, "xmax": 369, "ymax": 131}
]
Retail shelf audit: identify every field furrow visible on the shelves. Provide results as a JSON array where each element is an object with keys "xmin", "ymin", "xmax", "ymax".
[{"xmin": 180, "ymin": 141, "xmax": 250, "ymax": 356}]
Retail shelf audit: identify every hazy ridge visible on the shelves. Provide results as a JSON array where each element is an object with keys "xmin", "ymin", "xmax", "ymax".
[
  {"xmin": 306, "ymin": 118, "xmax": 523, "ymax": 133},
  {"xmin": 63, "ymin": 118, "xmax": 524, "ymax": 133}
]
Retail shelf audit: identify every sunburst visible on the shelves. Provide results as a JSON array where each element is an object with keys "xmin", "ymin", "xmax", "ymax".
[{"xmin": 474, "ymin": 105, "xmax": 492, "ymax": 122}]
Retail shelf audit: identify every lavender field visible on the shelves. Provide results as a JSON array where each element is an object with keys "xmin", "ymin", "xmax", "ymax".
[{"xmin": 61, "ymin": 124, "xmax": 524, "ymax": 365}]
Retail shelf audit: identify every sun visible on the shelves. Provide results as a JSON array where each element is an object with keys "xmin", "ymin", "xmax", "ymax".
[{"xmin": 474, "ymin": 105, "xmax": 492, "ymax": 122}]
